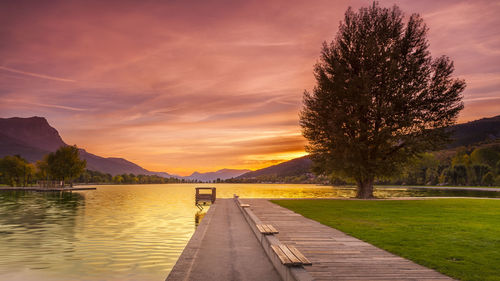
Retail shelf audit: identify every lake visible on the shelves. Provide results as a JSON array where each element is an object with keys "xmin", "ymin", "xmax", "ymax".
[{"xmin": 0, "ymin": 183, "xmax": 498, "ymax": 281}]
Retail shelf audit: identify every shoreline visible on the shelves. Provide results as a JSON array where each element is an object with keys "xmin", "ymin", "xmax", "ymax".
[{"xmin": 0, "ymin": 186, "xmax": 96, "ymax": 191}]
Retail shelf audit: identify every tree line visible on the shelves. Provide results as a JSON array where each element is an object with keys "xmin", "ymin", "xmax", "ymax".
[
  {"xmin": 222, "ymin": 143, "xmax": 500, "ymax": 187},
  {"xmin": 75, "ymin": 169, "xmax": 190, "ymax": 184},
  {"xmin": 0, "ymin": 145, "xmax": 188, "ymax": 187},
  {"xmin": 390, "ymin": 143, "xmax": 500, "ymax": 186},
  {"xmin": 0, "ymin": 145, "xmax": 85, "ymax": 187},
  {"xmin": 223, "ymin": 174, "xmax": 328, "ymax": 184}
]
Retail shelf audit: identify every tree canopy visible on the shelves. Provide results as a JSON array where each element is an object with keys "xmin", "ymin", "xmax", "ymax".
[
  {"xmin": 0, "ymin": 155, "xmax": 34, "ymax": 187},
  {"xmin": 300, "ymin": 2, "xmax": 465, "ymax": 198},
  {"xmin": 46, "ymin": 145, "xmax": 86, "ymax": 185}
]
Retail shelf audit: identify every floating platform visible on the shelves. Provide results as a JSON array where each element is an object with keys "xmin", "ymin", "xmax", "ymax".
[{"xmin": 0, "ymin": 186, "xmax": 96, "ymax": 192}]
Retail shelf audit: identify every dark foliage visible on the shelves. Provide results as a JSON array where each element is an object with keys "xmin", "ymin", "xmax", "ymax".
[{"xmin": 300, "ymin": 2, "xmax": 465, "ymax": 198}]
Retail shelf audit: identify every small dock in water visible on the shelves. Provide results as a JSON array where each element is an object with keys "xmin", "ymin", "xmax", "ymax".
[{"xmin": 195, "ymin": 187, "xmax": 216, "ymax": 210}]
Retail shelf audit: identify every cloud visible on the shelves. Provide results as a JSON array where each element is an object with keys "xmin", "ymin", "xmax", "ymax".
[
  {"xmin": 2, "ymin": 98, "xmax": 87, "ymax": 112},
  {"xmin": 0, "ymin": 66, "xmax": 76, "ymax": 83},
  {"xmin": 1, "ymin": 0, "xmax": 499, "ymax": 174}
]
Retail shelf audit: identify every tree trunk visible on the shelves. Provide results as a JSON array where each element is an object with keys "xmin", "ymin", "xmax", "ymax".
[{"xmin": 356, "ymin": 178, "xmax": 374, "ymax": 199}]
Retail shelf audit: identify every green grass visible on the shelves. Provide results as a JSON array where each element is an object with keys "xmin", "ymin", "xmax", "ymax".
[
  {"xmin": 377, "ymin": 185, "xmax": 500, "ymax": 189},
  {"xmin": 272, "ymin": 199, "xmax": 500, "ymax": 281}
]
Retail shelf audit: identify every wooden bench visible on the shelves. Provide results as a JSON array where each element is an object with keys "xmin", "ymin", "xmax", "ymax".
[
  {"xmin": 256, "ymin": 224, "xmax": 279, "ymax": 235},
  {"xmin": 240, "ymin": 203, "xmax": 250, "ymax": 208},
  {"xmin": 271, "ymin": 244, "xmax": 312, "ymax": 266}
]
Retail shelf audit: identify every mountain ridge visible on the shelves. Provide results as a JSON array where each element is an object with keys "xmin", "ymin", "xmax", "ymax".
[
  {"xmin": 0, "ymin": 117, "xmax": 177, "ymax": 177},
  {"xmin": 1, "ymin": 115, "xmax": 499, "ymax": 180},
  {"xmin": 236, "ymin": 115, "xmax": 500, "ymax": 179},
  {"xmin": 184, "ymin": 168, "xmax": 251, "ymax": 181}
]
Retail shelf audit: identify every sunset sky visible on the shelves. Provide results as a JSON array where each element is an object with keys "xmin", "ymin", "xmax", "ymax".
[{"xmin": 1, "ymin": 0, "xmax": 499, "ymax": 175}]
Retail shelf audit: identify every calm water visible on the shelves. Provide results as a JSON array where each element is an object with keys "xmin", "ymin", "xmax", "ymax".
[{"xmin": 0, "ymin": 183, "xmax": 498, "ymax": 281}]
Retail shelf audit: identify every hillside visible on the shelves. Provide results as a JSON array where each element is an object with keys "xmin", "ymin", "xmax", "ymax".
[
  {"xmin": 449, "ymin": 115, "xmax": 500, "ymax": 148},
  {"xmin": 237, "ymin": 156, "xmax": 312, "ymax": 179},
  {"xmin": 237, "ymin": 115, "xmax": 500, "ymax": 180},
  {"xmin": 0, "ymin": 117, "xmax": 176, "ymax": 177},
  {"xmin": 185, "ymin": 169, "xmax": 251, "ymax": 181}
]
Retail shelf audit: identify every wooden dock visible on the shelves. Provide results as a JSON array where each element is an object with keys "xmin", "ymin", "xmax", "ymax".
[
  {"xmin": 242, "ymin": 199, "xmax": 454, "ymax": 281},
  {"xmin": 166, "ymin": 199, "xmax": 281, "ymax": 281},
  {"xmin": 0, "ymin": 186, "xmax": 96, "ymax": 192}
]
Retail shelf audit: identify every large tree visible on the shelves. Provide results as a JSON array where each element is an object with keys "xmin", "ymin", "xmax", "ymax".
[
  {"xmin": 300, "ymin": 2, "xmax": 465, "ymax": 198},
  {"xmin": 47, "ymin": 145, "xmax": 86, "ymax": 187}
]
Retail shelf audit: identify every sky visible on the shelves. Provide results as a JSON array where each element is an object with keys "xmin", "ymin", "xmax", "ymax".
[{"xmin": 1, "ymin": 0, "xmax": 499, "ymax": 175}]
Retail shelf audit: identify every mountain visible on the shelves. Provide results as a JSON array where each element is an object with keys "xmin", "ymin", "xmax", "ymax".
[
  {"xmin": 237, "ymin": 156, "xmax": 312, "ymax": 179},
  {"xmin": 2, "ymin": 115, "xmax": 498, "ymax": 180},
  {"xmin": 0, "ymin": 116, "xmax": 66, "ymax": 152},
  {"xmin": 237, "ymin": 115, "xmax": 500, "ymax": 179},
  {"xmin": 0, "ymin": 116, "xmax": 176, "ymax": 177},
  {"xmin": 449, "ymin": 115, "xmax": 500, "ymax": 148},
  {"xmin": 185, "ymin": 169, "xmax": 251, "ymax": 182},
  {"xmin": 0, "ymin": 117, "xmax": 63, "ymax": 162},
  {"xmin": 78, "ymin": 150, "xmax": 178, "ymax": 177}
]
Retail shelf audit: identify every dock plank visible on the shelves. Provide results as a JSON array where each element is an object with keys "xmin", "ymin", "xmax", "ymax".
[{"xmin": 243, "ymin": 199, "xmax": 454, "ymax": 281}]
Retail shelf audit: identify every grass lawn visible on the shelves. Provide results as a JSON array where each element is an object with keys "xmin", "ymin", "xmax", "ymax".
[
  {"xmin": 272, "ymin": 199, "xmax": 500, "ymax": 281},
  {"xmin": 378, "ymin": 185, "xmax": 500, "ymax": 189}
]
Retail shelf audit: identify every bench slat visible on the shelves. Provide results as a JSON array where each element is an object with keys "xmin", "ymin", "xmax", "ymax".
[
  {"xmin": 256, "ymin": 224, "xmax": 279, "ymax": 235},
  {"xmin": 256, "ymin": 224, "xmax": 266, "ymax": 233},
  {"xmin": 267, "ymin": 224, "xmax": 279, "ymax": 234},
  {"xmin": 279, "ymin": 244, "xmax": 302, "ymax": 265},
  {"xmin": 287, "ymin": 245, "xmax": 312, "ymax": 266},
  {"xmin": 262, "ymin": 224, "xmax": 272, "ymax": 233},
  {"xmin": 271, "ymin": 245, "xmax": 292, "ymax": 265}
]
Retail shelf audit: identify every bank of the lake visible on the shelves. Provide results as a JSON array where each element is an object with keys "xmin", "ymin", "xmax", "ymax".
[{"xmin": 273, "ymin": 198, "xmax": 500, "ymax": 281}]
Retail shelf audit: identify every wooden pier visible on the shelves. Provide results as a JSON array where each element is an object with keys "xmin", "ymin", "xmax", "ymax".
[
  {"xmin": 166, "ymin": 199, "xmax": 280, "ymax": 281},
  {"xmin": 168, "ymin": 194, "xmax": 455, "ymax": 281},
  {"xmin": 242, "ymin": 199, "xmax": 453, "ymax": 281}
]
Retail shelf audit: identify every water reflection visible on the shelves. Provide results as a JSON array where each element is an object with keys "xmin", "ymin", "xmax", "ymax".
[
  {"xmin": 0, "ymin": 184, "xmax": 497, "ymax": 281},
  {"xmin": 0, "ymin": 191, "xmax": 84, "ymax": 280},
  {"xmin": 194, "ymin": 211, "xmax": 206, "ymax": 228}
]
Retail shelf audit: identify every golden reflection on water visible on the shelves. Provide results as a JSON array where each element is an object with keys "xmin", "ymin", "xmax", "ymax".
[{"xmin": 0, "ymin": 183, "xmax": 497, "ymax": 281}]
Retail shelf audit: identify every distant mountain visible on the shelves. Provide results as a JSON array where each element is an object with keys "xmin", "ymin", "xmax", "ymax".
[
  {"xmin": 237, "ymin": 115, "xmax": 500, "ymax": 179},
  {"xmin": 449, "ymin": 115, "xmax": 500, "ymax": 148},
  {"xmin": 2, "ymin": 115, "xmax": 498, "ymax": 180},
  {"xmin": 0, "ymin": 116, "xmax": 176, "ymax": 177},
  {"xmin": 0, "ymin": 116, "xmax": 66, "ymax": 152},
  {"xmin": 185, "ymin": 169, "xmax": 251, "ymax": 182},
  {"xmin": 0, "ymin": 117, "xmax": 63, "ymax": 162},
  {"xmin": 237, "ymin": 156, "xmax": 312, "ymax": 179}
]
